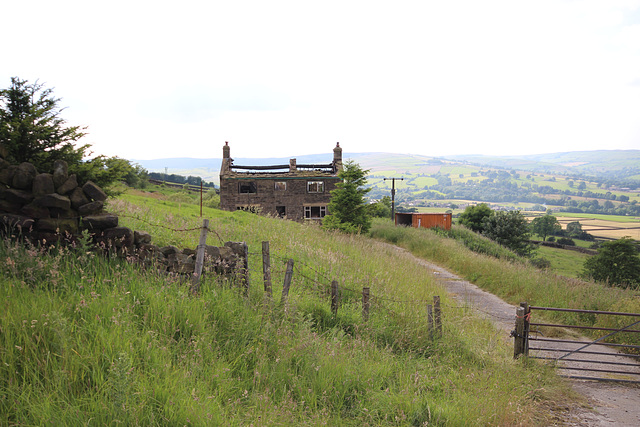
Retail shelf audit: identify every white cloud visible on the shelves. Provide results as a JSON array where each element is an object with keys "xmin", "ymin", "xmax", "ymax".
[{"xmin": 2, "ymin": 0, "xmax": 640, "ymax": 160}]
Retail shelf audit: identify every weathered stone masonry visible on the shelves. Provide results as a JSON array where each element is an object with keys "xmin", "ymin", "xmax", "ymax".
[
  {"xmin": 219, "ymin": 142, "xmax": 343, "ymax": 221},
  {"xmin": 0, "ymin": 144, "xmax": 244, "ymax": 277}
]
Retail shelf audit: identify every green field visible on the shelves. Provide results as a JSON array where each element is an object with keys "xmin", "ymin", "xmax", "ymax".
[
  {"xmin": 536, "ymin": 246, "xmax": 591, "ymax": 278},
  {"xmin": 555, "ymin": 212, "xmax": 640, "ymax": 223}
]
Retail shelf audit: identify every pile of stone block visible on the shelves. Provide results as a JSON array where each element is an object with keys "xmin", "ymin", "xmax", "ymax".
[{"xmin": 0, "ymin": 145, "xmax": 243, "ymax": 277}]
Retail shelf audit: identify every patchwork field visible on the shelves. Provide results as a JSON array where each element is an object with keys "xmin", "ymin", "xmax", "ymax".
[{"xmin": 555, "ymin": 215, "xmax": 640, "ymax": 240}]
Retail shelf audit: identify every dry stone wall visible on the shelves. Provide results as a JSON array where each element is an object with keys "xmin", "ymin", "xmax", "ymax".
[{"xmin": 0, "ymin": 147, "xmax": 243, "ymax": 277}]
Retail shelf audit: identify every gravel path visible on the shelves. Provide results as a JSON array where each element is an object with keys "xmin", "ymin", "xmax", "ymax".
[{"xmin": 393, "ymin": 245, "xmax": 640, "ymax": 426}]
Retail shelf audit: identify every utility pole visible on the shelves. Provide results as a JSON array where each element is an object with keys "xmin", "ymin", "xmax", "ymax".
[{"xmin": 383, "ymin": 177, "xmax": 404, "ymax": 223}]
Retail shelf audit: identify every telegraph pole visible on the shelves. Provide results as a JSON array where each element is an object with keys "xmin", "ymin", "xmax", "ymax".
[{"xmin": 383, "ymin": 177, "xmax": 404, "ymax": 223}]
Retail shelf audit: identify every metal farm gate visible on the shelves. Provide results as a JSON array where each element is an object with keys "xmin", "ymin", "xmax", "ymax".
[{"xmin": 513, "ymin": 302, "xmax": 640, "ymax": 383}]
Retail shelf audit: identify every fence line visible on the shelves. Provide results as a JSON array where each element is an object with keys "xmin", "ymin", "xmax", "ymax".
[{"xmin": 105, "ymin": 217, "xmax": 488, "ymax": 333}]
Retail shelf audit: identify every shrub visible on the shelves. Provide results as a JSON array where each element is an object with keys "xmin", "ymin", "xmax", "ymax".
[
  {"xmin": 530, "ymin": 257, "xmax": 551, "ymax": 270},
  {"xmin": 582, "ymin": 237, "xmax": 640, "ymax": 288},
  {"xmin": 557, "ymin": 237, "xmax": 575, "ymax": 246}
]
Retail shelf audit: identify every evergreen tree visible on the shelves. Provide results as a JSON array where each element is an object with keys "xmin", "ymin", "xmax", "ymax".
[
  {"xmin": 323, "ymin": 160, "xmax": 371, "ymax": 233},
  {"xmin": 0, "ymin": 77, "xmax": 89, "ymax": 172}
]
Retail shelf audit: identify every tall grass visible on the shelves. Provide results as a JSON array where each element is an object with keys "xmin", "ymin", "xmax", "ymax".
[
  {"xmin": 370, "ymin": 219, "xmax": 640, "ymax": 347},
  {"xmin": 0, "ymin": 190, "xmax": 578, "ymax": 425}
]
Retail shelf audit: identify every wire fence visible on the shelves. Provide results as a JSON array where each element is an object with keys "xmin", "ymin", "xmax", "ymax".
[{"xmin": 101, "ymin": 215, "xmax": 512, "ymax": 331}]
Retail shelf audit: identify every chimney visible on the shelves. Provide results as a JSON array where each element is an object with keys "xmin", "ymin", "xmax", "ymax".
[
  {"xmin": 333, "ymin": 142, "xmax": 343, "ymax": 172},
  {"xmin": 289, "ymin": 158, "xmax": 297, "ymax": 173},
  {"xmin": 221, "ymin": 141, "xmax": 232, "ymax": 176}
]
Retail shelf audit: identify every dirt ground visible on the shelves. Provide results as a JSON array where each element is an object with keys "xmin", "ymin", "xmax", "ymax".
[{"xmin": 392, "ymin": 245, "xmax": 640, "ymax": 426}]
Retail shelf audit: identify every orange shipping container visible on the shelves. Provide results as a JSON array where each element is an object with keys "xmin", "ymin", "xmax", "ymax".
[{"xmin": 394, "ymin": 212, "xmax": 452, "ymax": 230}]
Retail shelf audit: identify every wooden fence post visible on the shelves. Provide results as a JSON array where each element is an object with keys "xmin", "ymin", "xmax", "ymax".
[
  {"xmin": 241, "ymin": 242, "xmax": 249, "ymax": 296},
  {"xmin": 362, "ymin": 287, "xmax": 370, "ymax": 321},
  {"xmin": 433, "ymin": 296, "xmax": 442, "ymax": 336},
  {"xmin": 331, "ymin": 280, "xmax": 339, "ymax": 316},
  {"xmin": 520, "ymin": 302, "xmax": 530, "ymax": 356},
  {"xmin": 190, "ymin": 218, "xmax": 209, "ymax": 295},
  {"xmin": 427, "ymin": 304, "xmax": 434, "ymax": 338},
  {"xmin": 514, "ymin": 306, "xmax": 526, "ymax": 358},
  {"xmin": 262, "ymin": 241, "xmax": 272, "ymax": 299},
  {"xmin": 281, "ymin": 259, "xmax": 294, "ymax": 304}
]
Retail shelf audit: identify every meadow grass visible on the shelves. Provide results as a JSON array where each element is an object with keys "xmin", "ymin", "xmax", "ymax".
[
  {"xmin": 0, "ymin": 189, "xmax": 578, "ymax": 425},
  {"xmin": 535, "ymin": 246, "xmax": 590, "ymax": 279}
]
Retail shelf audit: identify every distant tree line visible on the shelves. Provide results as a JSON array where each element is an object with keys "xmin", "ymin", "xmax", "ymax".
[
  {"xmin": 384, "ymin": 172, "xmax": 640, "ymax": 216},
  {"xmin": 148, "ymin": 172, "xmax": 216, "ymax": 188}
]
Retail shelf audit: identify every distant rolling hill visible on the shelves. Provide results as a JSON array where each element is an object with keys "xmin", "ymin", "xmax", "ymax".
[
  {"xmin": 446, "ymin": 150, "xmax": 640, "ymax": 176},
  {"xmin": 134, "ymin": 150, "xmax": 640, "ymax": 184}
]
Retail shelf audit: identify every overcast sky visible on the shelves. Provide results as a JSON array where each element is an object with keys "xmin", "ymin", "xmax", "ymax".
[{"xmin": 3, "ymin": 0, "xmax": 640, "ymax": 161}]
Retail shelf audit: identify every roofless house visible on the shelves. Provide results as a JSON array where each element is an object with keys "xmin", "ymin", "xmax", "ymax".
[{"xmin": 219, "ymin": 142, "xmax": 343, "ymax": 221}]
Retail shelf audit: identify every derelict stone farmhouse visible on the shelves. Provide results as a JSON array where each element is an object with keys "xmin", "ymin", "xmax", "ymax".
[{"xmin": 219, "ymin": 142, "xmax": 343, "ymax": 221}]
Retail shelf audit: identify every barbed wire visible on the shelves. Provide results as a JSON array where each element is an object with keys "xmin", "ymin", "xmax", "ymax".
[
  {"xmin": 75, "ymin": 217, "xmax": 518, "ymax": 323},
  {"xmin": 114, "ymin": 213, "xmax": 226, "ymax": 244}
]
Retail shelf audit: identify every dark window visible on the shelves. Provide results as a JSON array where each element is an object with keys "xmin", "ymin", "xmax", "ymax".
[
  {"xmin": 304, "ymin": 205, "xmax": 326, "ymax": 219},
  {"xmin": 276, "ymin": 206, "xmax": 286, "ymax": 218},
  {"xmin": 275, "ymin": 181, "xmax": 287, "ymax": 191},
  {"xmin": 239, "ymin": 182, "xmax": 257, "ymax": 193},
  {"xmin": 307, "ymin": 181, "xmax": 324, "ymax": 193}
]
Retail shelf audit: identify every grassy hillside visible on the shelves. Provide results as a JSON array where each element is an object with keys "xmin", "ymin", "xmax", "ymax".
[
  {"xmin": 2, "ymin": 188, "xmax": 578, "ymax": 425},
  {"xmin": 369, "ymin": 221, "xmax": 640, "ymax": 349}
]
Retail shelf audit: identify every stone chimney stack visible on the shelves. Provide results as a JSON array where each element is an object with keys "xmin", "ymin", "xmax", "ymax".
[
  {"xmin": 221, "ymin": 141, "xmax": 232, "ymax": 175},
  {"xmin": 289, "ymin": 158, "xmax": 297, "ymax": 173},
  {"xmin": 333, "ymin": 142, "xmax": 343, "ymax": 172}
]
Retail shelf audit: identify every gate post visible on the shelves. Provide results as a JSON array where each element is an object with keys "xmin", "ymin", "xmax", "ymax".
[
  {"xmin": 514, "ymin": 306, "xmax": 526, "ymax": 358},
  {"xmin": 520, "ymin": 302, "xmax": 530, "ymax": 356}
]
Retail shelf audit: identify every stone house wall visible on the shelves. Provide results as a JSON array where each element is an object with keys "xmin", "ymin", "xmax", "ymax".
[{"xmin": 219, "ymin": 142, "xmax": 344, "ymax": 221}]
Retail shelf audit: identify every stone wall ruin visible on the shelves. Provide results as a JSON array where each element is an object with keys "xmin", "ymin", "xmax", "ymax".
[{"xmin": 0, "ymin": 145, "xmax": 244, "ymax": 278}]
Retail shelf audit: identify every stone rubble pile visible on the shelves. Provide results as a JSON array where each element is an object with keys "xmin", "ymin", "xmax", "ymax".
[{"xmin": 0, "ymin": 145, "xmax": 243, "ymax": 276}]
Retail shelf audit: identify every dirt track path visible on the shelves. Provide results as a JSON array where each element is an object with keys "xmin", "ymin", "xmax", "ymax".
[{"xmin": 393, "ymin": 245, "xmax": 640, "ymax": 426}]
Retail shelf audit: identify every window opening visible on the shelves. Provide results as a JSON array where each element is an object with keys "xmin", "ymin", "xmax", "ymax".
[
  {"xmin": 304, "ymin": 205, "xmax": 327, "ymax": 219},
  {"xmin": 239, "ymin": 182, "xmax": 257, "ymax": 194},
  {"xmin": 307, "ymin": 181, "xmax": 324, "ymax": 193},
  {"xmin": 276, "ymin": 206, "xmax": 286, "ymax": 218},
  {"xmin": 275, "ymin": 181, "xmax": 287, "ymax": 191}
]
